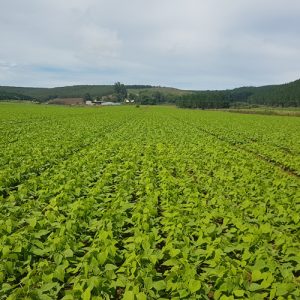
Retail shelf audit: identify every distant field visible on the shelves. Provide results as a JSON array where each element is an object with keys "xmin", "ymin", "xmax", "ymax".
[
  {"xmin": 225, "ymin": 107, "xmax": 300, "ymax": 117},
  {"xmin": 1, "ymin": 103, "xmax": 299, "ymax": 299}
]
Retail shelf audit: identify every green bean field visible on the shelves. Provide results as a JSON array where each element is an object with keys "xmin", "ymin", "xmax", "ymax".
[{"xmin": 1, "ymin": 103, "xmax": 299, "ymax": 299}]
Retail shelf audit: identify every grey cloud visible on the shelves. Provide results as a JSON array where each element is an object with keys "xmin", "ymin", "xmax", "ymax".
[{"xmin": 0, "ymin": 0, "xmax": 299, "ymax": 88}]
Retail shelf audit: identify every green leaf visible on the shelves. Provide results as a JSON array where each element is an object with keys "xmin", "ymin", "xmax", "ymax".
[
  {"xmin": 179, "ymin": 289, "xmax": 190, "ymax": 298},
  {"xmin": 123, "ymin": 291, "xmax": 134, "ymax": 300},
  {"xmin": 82, "ymin": 287, "xmax": 91, "ymax": 300},
  {"xmin": 233, "ymin": 290, "xmax": 244, "ymax": 297},
  {"xmin": 242, "ymin": 234, "xmax": 254, "ymax": 243},
  {"xmin": 28, "ymin": 217, "xmax": 37, "ymax": 228},
  {"xmin": 39, "ymin": 282, "xmax": 58, "ymax": 292},
  {"xmin": 61, "ymin": 296, "xmax": 74, "ymax": 300},
  {"xmin": 261, "ymin": 273, "xmax": 274, "ymax": 289},
  {"xmin": 162, "ymin": 259, "xmax": 177, "ymax": 266},
  {"xmin": 276, "ymin": 283, "xmax": 294, "ymax": 296},
  {"xmin": 0, "ymin": 271, "xmax": 4, "ymax": 283},
  {"xmin": 170, "ymin": 248, "xmax": 181, "ymax": 257},
  {"xmin": 220, "ymin": 296, "xmax": 234, "ymax": 300},
  {"xmin": 2, "ymin": 246, "xmax": 10, "ymax": 257},
  {"xmin": 248, "ymin": 283, "xmax": 262, "ymax": 291},
  {"xmin": 1, "ymin": 283, "xmax": 13, "ymax": 293},
  {"xmin": 53, "ymin": 265, "xmax": 65, "ymax": 282},
  {"xmin": 97, "ymin": 250, "xmax": 108, "ymax": 265},
  {"xmin": 188, "ymin": 279, "xmax": 201, "ymax": 293},
  {"xmin": 5, "ymin": 219, "xmax": 12, "ymax": 234},
  {"xmin": 260, "ymin": 223, "xmax": 271, "ymax": 233},
  {"xmin": 136, "ymin": 292, "xmax": 147, "ymax": 300},
  {"xmin": 153, "ymin": 280, "xmax": 166, "ymax": 291},
  {"xmin": 54, "ymin": 253, "xmax": 63, "ymax": 265},
  {"xmin": 33, "ymin": 230, "xmax": 50, "ymax": 238},
  {"xmin": 105, "ymin": 264, "xmax": 117, "ymax": 271},
  {"xmin": 292, "ymin": 212, "xmax": 299, "ymax": 224},
  {"xmin": 64, "ymin": 248, "xmax": 73, "ymax": 258},
  {"xmin": 31, "ymin": 247, "xmax": 45, "ymax": 256},
  {"xmin": 251, "ymin": 270, "xmax": 263, "ymax": 282},
  {"xmin": 39, "ymin": 294, "xmax": 52, "ymax": 300}
]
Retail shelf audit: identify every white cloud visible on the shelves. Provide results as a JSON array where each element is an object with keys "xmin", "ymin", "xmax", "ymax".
[{"xmin": 0, "ymin": 0, "xmax": 299, "ymax": 88}]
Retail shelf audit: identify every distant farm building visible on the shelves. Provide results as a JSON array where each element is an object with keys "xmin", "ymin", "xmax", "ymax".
[
  {"xmin": 101, "ymin": 102, "xmax": 121, "ymax": 106},
  {"xmin": 85, "ymin": 100, "xmax": 103, "ymax": 106},
  {"xmin": 85, "ymin": 100, "xmax": 121, "ymax": 106}
]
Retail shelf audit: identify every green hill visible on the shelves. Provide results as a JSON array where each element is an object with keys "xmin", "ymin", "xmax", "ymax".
[
  {"xmin": 177, "ymin": 79, "xmax": 300, "ymax": 108},
  {"xmin": 0, "ymin": 85, "xmax": 114, "ymax": 101},
  {"xmin": 1, "ymin": 79, "xmax": 300, "ymax": 107},
  {"xmin": 246, "ymin": 79, "xmax": 300, "ymax": 106}
]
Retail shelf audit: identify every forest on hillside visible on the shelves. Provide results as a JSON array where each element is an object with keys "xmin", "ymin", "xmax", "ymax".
[
  {"xmin": 1, "ymin": 79, "xmax": 300, "ymax": 107},
  {"xmin": 177, "ymin": 80, "xmax": 300, "ymax": 108}
]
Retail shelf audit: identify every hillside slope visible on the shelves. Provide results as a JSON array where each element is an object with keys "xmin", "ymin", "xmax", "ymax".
[
  {"xmin": 1, "ymin": 79, "xmax": 300, "ymax": 107},
  {"xmin": 177, "ymin": 79, "xmax": 300, "ymax": 108},
  {"xmin": 0, "ymin": 85, "xmax": 114, "ymax": 101}
]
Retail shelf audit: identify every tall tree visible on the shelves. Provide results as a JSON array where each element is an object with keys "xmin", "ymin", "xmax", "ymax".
[
  {"xmin": 114, "ymin": 82, "xmax": 127, "ymax": 102},
  {"xmin": 84, "ymin": 93, "xmax": 92, "ymax": 101}
]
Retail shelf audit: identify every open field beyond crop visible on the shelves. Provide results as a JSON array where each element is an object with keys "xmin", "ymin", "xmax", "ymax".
[
  {"xmin": 224, "ymin": 107, "xmax": 300, "ymax": 117},
  {"xmin": 0, "ymin": 103, "xmax": 300, "ymax": 299}
]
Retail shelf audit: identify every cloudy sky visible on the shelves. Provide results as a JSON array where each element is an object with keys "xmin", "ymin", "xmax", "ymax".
[{"xmin": 1, "ymin": 0, "xmax": 300, "ymax": 89}]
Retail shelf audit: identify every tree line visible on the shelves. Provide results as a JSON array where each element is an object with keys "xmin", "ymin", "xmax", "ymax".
[
  {"xmin": 176, "ymin": 80, "xmax": 300, "ymax": 109},
  {"xmin": 1, "ymin": 79, "xmax": 300, "ymax": 107}
]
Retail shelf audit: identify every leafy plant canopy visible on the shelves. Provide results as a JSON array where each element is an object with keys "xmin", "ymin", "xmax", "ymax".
[{"xmin": 0, "ymin": 103, "xmax": 299, "ymax": 299}]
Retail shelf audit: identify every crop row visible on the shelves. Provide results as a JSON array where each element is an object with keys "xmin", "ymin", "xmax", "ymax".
[
  {"xmin": 0, "ymin": 104, "xmax": 299, "ymax": 299},
  {"xmin": 169, "ymin": 108, "xmax": 300, "ymax": 175}
]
